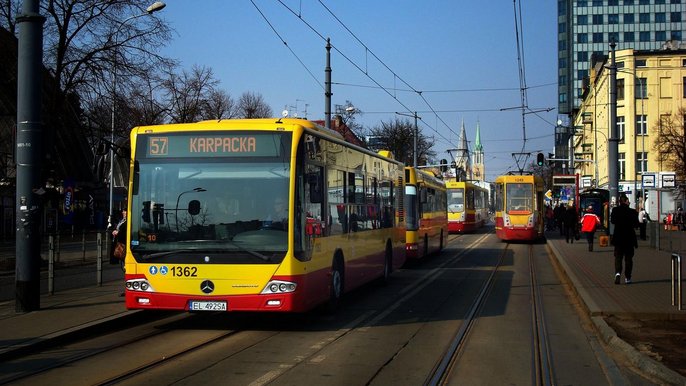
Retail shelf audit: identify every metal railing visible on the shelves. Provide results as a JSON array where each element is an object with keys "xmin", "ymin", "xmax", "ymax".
[{"xmin": 671, "ymin": 253, "xmax": 682, "ymax": 311}]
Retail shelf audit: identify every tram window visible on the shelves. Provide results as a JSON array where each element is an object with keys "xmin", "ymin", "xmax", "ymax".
[{"xmin": 506, "ymin": 183, "xmax": 533, "ymax": 211}]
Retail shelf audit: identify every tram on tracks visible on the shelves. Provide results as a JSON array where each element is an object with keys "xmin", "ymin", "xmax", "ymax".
[
  {"xmin": 494, "ymin": 174, "xmax": 545, "ymax": 241},
  {"xmin": 123, "ymin": 118, "xmax": 407, "ymax": 313},
  {"xmin": 404, "ymin": 167, "xmax": 448, "ymax": 260},
  {"xmin": 446, "ymin": 181, "xmax": 488, "ymax": 233}
]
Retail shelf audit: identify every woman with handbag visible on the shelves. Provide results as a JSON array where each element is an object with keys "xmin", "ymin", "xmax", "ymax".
[{"xmin": 110, "ymin": 208, "xmax": 127, "ymax": 265}]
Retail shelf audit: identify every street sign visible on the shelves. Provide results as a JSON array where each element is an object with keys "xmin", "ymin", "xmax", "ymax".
[{"xmin": 545, "ymin": 190, "xmax": 552, "ymax": 199}]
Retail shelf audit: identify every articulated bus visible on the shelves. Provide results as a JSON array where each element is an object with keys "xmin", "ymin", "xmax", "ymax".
[
  {"xmin": 446, "ymin": 181, "xmax": 488, "ymax": 233},
  {"xmin": 494, "ymin": 174, "xmax": 545, "ymax": 241},
  {"xmin": 404, "ymin": 167, "xmax": 448, "ymax": 260},
  {"xmin": 124, "ymin": 118, "xmax": 406, "ymax": 313}
]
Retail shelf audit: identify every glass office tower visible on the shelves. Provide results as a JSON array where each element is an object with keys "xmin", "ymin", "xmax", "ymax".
[{"xmin": 558, "ymin": 0, "xmax": 685, "ymax": 115}]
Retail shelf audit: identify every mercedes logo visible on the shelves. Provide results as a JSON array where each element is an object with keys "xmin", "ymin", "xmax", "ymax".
[{"xmin": 200, "ymin": 280, "xmax": 215, "ymax": 294}]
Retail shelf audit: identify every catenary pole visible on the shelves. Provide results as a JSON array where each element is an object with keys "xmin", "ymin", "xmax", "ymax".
[
  {"xmin": 15, "ymin": 0, "xmax": 45, "ymax": 312},
  {"xmin": 608, "ymin": 42, "xmax": 619, "ymax": 206}
]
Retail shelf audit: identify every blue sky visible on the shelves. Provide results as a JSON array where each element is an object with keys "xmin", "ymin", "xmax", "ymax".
[{"xmin": 158, "ymin": 0, "xmax": 558, "ymax": 181}]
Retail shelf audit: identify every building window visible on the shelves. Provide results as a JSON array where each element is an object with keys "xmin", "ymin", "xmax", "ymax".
[
  {"xmin": 559, "ymin": 74, "xmax": 567, "ymax": 86},
  {"xmin": 609, "ymin": 32, "xmax": 619, "ymax": 43},
  {"xmin": 618, "ymin": 116, "xmax": 626, "ymax": 143},
  {"xmin": 623, "ymin": 31, "xmax": 635, "ymax": 42},
  {"xmin": 619, "ymin": 153, "xmax": 625, "ymax": 181},
  {"xmin": 639, "ymin": 13, "xmax": 651, "ymax": 23},
  {"xmin": 625, "ymin": 0, "xmax": 634, "ymax": 4},
  {"xmin": 683, "ymin": 77, "xmax": 686, "ymax": 97},
  {"xmin": 635, "ymin": 59, "xmax": 647, "ymax": 67},
  {"xmin": 592, "ymin": 0, "xmax": 603, "ymax": 5},
  {"xmin": 577, "ymin": 51, "xmax": 589, "ymax": 61},
  {"xmin": 593, "ymin": 14, "xmax": 604, "ymax": 24},
  {"xmin": 639, "ymin": 31, "xmax": 651, "ymax": 42},
  {"xmin": 656, "ymin": 31, "xmax": 667, "ymax": 41},
  {"xmin": 655, "ymin": 0, "xmax": 665, "ymax": 4},
  {"xmin": 655, "ymin": 13, "xmax": 666, "ymax": 23},
  {"xmin": 624, "ymin": 13, "xmax": 635, "ymax": 23},
  {"xmin": 577, "ymin": 69, "xmax": 588, "ymax": 80},
  {"xmin": 672, "ymin": 31, "xmax": 683, "ymax": 41},
  {"xmin": 636, "ymin": 77, "xmax": 647, "ymax": 98},
  {"xmin": 559, "ymin": 93, "xmax": 567, "ymax": 103},
  {"xmin": 671, "ymin": 12, "xmax": 682, "ymax": 22},
  {"xmin": 578, "ymin": 0, "xmax": 587, "ymax": 5},
  {"xmin": 638, "ymin": 0, "xmax": 650, "ymax": 4},
  {"xmin": 636, "ymin": 152, "xmax": 648, "ymax": 173},
  {"xmin": 578, "ymin": 15, "xmax": 588, "ymax": 25},
  {"xmin": 593, "ymin": 32, "xmax": 604, "ymax": 43},
  {"xmin": 617, "ymin": 78, "xmax": 625, "ymax": 100},
  {"xmin": 609, "ymin": 0, "xmax": 619, "ymax": 4},
  {"xmin": 559, "ymin": 22, "xmax": 566, "ymax": 33},
  {"xmin": 578, "ymin": 33, "xmax": 588, "ymax": 43},
  {"xmin": 636, "ymin": 115, "xmax": 648, "ymax": 135},
  {"xmin": 609, "ymin": 14, "xmax": 620, "ymax": 24}
]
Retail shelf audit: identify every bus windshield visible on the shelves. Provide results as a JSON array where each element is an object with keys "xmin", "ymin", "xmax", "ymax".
[
  {"xmin": 130, "ymin": 134, "xmax": 292, "ymax": 264},
  {"xmin": 506, "ymin": 183, "xmax": 533, "ymax": 212},
  {"xmin": 448, "ymin": 188, "xmax": 464, "ymax": 213}
]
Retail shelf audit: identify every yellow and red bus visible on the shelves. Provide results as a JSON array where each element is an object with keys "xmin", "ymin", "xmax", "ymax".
[
  {"xmin": 446, "ymin": 181, "xmax": 488, "ymax": 233},
  {"xmin": 404, "ymin": 167, "xmax": 448, "ymax": 260},
  {"xmin": 123, "ymin": 118, "xmax": 406, "ymax": 312},
  {"xmin": 494, "ymin": 174, "xmax": 544, "ymax": 241}
]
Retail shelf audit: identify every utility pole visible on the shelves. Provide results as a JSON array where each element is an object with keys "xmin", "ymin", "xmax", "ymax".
[
  {"xmin": 324, "ymin": 38, "xmax": 332, "ymax": 130},
  {"xmin": 608, "ymin": 42, "xmax": 619, "ymax": 205},
  {"xmin": 396, "ymin": 112, "xmax": 420, "ymax": 167},
  {"xmin": 15, "ymin": 0, "xmax": 45, "ymax": 312}
]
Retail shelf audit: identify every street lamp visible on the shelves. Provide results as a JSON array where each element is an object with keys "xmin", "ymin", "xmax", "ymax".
[{"xmin": 107, "ymin": 1, "xmax": 166, "ymax": 231}]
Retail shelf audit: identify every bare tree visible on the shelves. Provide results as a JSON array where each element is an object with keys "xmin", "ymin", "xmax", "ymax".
[
  {"xmin": 653, "ymin": 107, "xmax": 686, "ymax": 180},
  {"xmin": 162, "ymin": 64, "xmax": 219, "ymax": 123},
  {"xmin": 0, "ymin": 1, "xmax": 20, "ymax": 34},
  {"xmin": 201, "ymin": 89, "xmax": 236, "ymax": 120},
  {"xmin": 237, "ymin": 91, "xmax": 273, "ymax": 118},
  {"xmin": 369, "ymin": 117, "xmax": 436, "ymax": 166}
]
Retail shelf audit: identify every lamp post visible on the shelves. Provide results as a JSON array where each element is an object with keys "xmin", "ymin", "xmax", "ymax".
[
  {"xmin": 615, "ymin": 67, "xmax": 645, "ymax": 209},
  {"xmin": 107, "ymin": 1, "xmax": 166, "ymax": 230}
]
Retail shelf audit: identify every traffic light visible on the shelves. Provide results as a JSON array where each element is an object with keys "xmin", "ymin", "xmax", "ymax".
[{"xmin": 536, "ymin": 152, "xmax": 545, "ymax": 166}]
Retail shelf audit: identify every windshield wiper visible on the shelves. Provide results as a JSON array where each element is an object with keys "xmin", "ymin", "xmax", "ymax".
[
  {"xmin": 222, "ymin": 241, "xmax": 271, "ymax": 262},
  {"xmin": 141, "ymin": 249, "xmax": 198, "ymax": 259}
]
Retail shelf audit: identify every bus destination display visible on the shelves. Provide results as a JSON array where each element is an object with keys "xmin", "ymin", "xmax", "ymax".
[{"xmin": 144, "ymin": 132, "xmax": 287, "ymax": 158}]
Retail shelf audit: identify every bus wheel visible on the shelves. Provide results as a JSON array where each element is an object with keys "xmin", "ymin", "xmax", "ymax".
[
  {"xmin": 424, "ymin": 234, "xmax": 429, "ymax": 258},
  {"xmin": 326, "ymin": 256, "xmax": 344, "ymax": 313},
  {"xmin": 382, "ymin": 242, "xmax": 392, "ymax": 285}
]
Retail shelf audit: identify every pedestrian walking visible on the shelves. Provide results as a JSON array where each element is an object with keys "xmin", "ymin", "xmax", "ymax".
[
  {"xmin": 637, "ymin": 207, "xmax": 651, "ymax": 240},
  {"xmin": 555, "ymin": 203, "xmax": 565, "ymax": 236},
  {"xmin": 564, "ymin": 203, "xmax": 578, "ymax": 243},
  {"xmin": 580, "ymin": 206, "xmax": 601, "ymax": 251},
  {"xmin": 611, "ymin": 194, "xmax": 639, "ymax": 284}
]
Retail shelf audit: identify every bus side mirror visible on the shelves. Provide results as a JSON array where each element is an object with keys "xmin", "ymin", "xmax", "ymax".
[{"xmin": 188, "ymin": 200, "xmax": 201, "ymax": 215}]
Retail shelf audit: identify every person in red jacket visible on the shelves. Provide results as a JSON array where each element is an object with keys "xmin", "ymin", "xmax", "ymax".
[{"xmin": 580, "ymin": 205, "xmax": 601, "ymax": 251}]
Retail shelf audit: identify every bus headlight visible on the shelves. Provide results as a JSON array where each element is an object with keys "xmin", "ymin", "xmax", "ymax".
[
  {"xmin": 125, "ymin": 278, "xmax": 154, "ymax": 292},
  {"xmin": 262, "ymin": 280, "xmax": 297, "ymax": 294}
]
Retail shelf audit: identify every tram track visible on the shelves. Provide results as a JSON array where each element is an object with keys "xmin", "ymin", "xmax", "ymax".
[{"xmin": 425, "ymin": 242, "xmax": 558, "ymax": 386}]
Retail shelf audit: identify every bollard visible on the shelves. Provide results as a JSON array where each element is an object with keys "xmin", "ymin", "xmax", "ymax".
[
  {"xmin": 56, "ymin": 233, "xmax": 61, "ymax": 263},
  {"xmin": 48, "ymin": 235, "xmax": 55, "ymax": 295},
  {"xmin": 97, "ymin": 232, "xmax": 103, "ymax": 286},
  {"xmin": 82, "ymin": 229, "xmax": 86, "ymax": 261},
  {"xmin": 671, "ymin": 253, "xmax": 682, "ymax": 311}
]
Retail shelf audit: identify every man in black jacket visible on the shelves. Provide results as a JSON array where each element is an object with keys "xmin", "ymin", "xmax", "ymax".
[{"xmin": 611, "ymin": 194, "xmax": 639, "ymax": 284}]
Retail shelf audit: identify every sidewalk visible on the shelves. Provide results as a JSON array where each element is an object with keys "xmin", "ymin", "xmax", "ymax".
[
  {"xmin": 546, "ymin": 228, "xmax": 686, "ymax": 384},
  {"xmin": 0, "ymin": 229, "xmax": 683, "ymax": 384}
]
